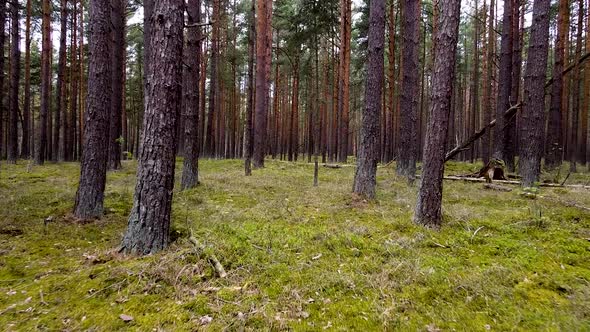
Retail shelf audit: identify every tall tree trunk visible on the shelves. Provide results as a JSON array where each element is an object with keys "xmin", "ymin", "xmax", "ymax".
[
  {"xmin": 108, "ymin": 0, "xmax": 125, "ymax": 170},
  {"xmin": 68, "ymin": 0, "xmax": 78, "ymax": 161},
  {"xmin": 469, "ymin": 0, "xmax": 480, "ymax": 163},
  {"xmin": 414, "ymin": 0, "xmax": 461, "ymax": 228},
  {"xmin": 252, "ymin": 0, "xmax": 273, "ymax": 168},
  {"xmin": 352, "ymin": 0, "xmax": 385, "ymax": 199},
  {"xmin": 545, "ymin": 0, "xmax": 569, "ymax": 168},
  {"xmin": 397, "ymin": 0, "xmax": 419, "ymax": 180},
  {"xmin": 583, "ymin": 0, "xmax": 590, "ymax": 165},
  {"xmin": 181, "ymin": 0, "xmax": 202, "ymax": 189},
  {"xmin": 35, "ymin": 0, "xmax": 51, "ymax": 165},
  {"xmin": 244, "ymin": 0, "xmax": 255, "ymax": 175},
  {"xmin": 289, "ymin": 58, "xmax": 300, "ymax": 162},
  {"xmin": 73, "ymin": 0, "xmax": 112, "ymax": 219},
  {"xmin": 0, "ymin": 1, "xmax": 5, "ymax": 165},
  {"xmin": 519, "ymin": 0, "xmax": 551, "ymax": 187},
  {"xmin": 22, "ymin": 0, "xmax": 32, "ymax": 158},
  {"xmin": 337, "ymin": 0, "xmax": 351, "ymax": 163},
  {"xmin": 54, "ymin": 0, "xmax": 68, "ymax": 162},
  {"xmin": 569, "ymin": 0, "xmax": 583, "ymax": 172},
  {"xmin": 493, "ymin": 0, "xmax": 513, "ymax": 162},
  {"xmin": 121, "ymin": 0, "xmax": 183, "ymax": 255},
  {"xmin": 7, "ymin": 0, "xmax": 20, "ymax": 164},
  {"xmin": 385, "ymin": 1, "xmax": 396, "ymax": 163},
  {"xmin": 505, "ymin": 0, "xmax": 521, "ymax": 172},
  {"xmin": 206, "ymin": 0, "xmax": 220, "ymax": 157},
  {"xmin": 481, "ymin": 0, "xmax": 493, "ymax": 165}
]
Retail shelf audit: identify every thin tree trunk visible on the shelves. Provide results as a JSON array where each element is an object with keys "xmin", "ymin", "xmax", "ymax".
[
  {"xmin": 68, "ymin": 0, "xmax": 78, "ymax": 162},
  {"xmin": 181, "ymin": 0, "xmax": 202, "ymax": 189},
  {"xmin": 0, "ymin": 1, "xmax": 5, "ymax": 165},
  {"xmin": 22, "ymin": 0, "xmax": 32, "ymax": 158},
  {"xmin": 352, "ymin": 0, "xmax": 385, "ymax": 199},
  {"xmin": 244, "ymin": 0, "xmax": 255, "ymax": 175},
  {"xmin": 35, "ymin": 0, "xmax": 51, "ymax": 165},
  {"xmin": 54, "ymin": 0, "xmax": 67, "ymax": 162},
  {"xmin": 337, "ymin": 0, "xmax": 352, "ymax": 163},
  {"xmin": 121, "ymin": 0, "xmax": 183, "ymax": 255},
  {"xmin": 206, "ymin": 0, "xmax": 220, "ymax": 157},
  {"xmin": 108, "ymin": 0, "xmax": 125, "ymax": 170},
  {"xmin": 414, "ymin": 0, "xmax": 461, "ymax": 228},
  {"xmin": 568, "ymin": 0, "xmax": 583, "ymax": 172},
  {"xmin": 519, "ymin": 0, "xmax": 551, "ymax": 187},
  {"xmin": 545, "ymin": 0, "xmax": 569, "ymax": 168},
  {"xmin": 7, "ymin": 0, "xmax": 20, "ymax": 164},
  {"xmin": 397, "ymin": 0, "xmax": 419, "ymax": 180},
  {"xmin": 493, "ymin": 0, "xmax": 513, "ymax": 162},
  {"xmin": 73, "ymin": 0, "xmax": 112, "ymax": 219},
  {"xmin": 252, "ymin": 0, "xmax": 273, "ymax": 168}
]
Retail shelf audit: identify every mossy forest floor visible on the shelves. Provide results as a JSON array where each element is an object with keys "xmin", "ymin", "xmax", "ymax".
[{"xmin": 1, "ymin": 159, "xmax": 589, "ymax": 331}]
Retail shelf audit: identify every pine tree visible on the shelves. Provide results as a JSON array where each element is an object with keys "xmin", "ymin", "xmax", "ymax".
[
  {"xmin": 414, "ymin": 0, "xmax": 461, "ymax": 228},
  {"xmin": 73, "ymin": 0, "xmax": 112, "ymax": 219},
  {"xmin": 519, "ymin": 0, "xmax": 551, "ymax": 187},
  {"xmin": 121, "ymin": 0, "xmax": 184, "ymax": 255}
]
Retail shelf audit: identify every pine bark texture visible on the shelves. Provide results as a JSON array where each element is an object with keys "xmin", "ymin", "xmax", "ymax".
[
  {"xmin": 519, "ymin": 0, "xmax": 551, "ymax": 187},
  {"xmin": 73, "ymin": 0, "xmax": 112, "ymax": 219},
  {"xmin": 244, "ymin": 0, "xmax": 255, "ymax": 175},
  {"xmin": 545, "ymin": 0, "xmax": 569, "ymax": 168},
  {"xmin": 121, "ymin": 0, "xmax": 183, "ymax": 255},
  {"xmin": 414, "ymin": 0, "xmax": 461, "ymax": 228},
  {"xmin": 22, "ymin": 0, "xmax": 32, "ymax": 158},
  {"xmin": 493, "ymin": 0, "xmax": 513, "ymax": 161},
  {"xmin": 352, "ymin": 0, "xmax": 385, "ymax": 199},
  {"xmin": 252, "ymin": 0, "xmax": 273, "ymax": 168},
  {"xmin": 397, "ymin": 0, "xmax": 420, "ymax": 180},
  {"xmin": 7, "ymin": 0, "xmax": 20, "ymax": 164},
  {"xmin": 35, "ymin": 0, "xmax": 51, "ymax": 165},
  {"xmin": 337, "ymin": 0, "xmax": 352, "ymax": 163},
  {"xmin": 568, "ymin": 0, "xmax": 583, "ymax": 171},
  {"xmin": 0, "ymin": 1, "xmax": 5, "ymax": 164},
  {"xmin": 55, "ymin": 0, "xmax": 68, "ymax": 162},
  {"xmin": 108, "ymin": 0, "xmax": 125, "ymax": 170},
  {"xmin": 181, "ymin": 0, "xmax": 201, "ymax": 189},
  {"xmin": 206, "ymin": 0, "xmax": 220, "ymax": 157}
]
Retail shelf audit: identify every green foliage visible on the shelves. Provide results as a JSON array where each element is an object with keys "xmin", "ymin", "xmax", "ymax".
[{"xmin": 0, "ymin": 160, "xmax": 589, "ymax": 330}]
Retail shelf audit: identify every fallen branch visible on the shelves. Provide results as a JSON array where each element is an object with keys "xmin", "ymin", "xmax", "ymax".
[
  {"xmin": 545, "ymin": 52, "xmax": 590, "ymax": 88},
  {"xmin": 483, "ymin": 183, "xmax": 513, "ymax": 192},
  {"xmin": 445, "ymin": 104, "xmax": 521, "ymax": 161},
  {"xmin": 188, "ymin": 236, "xmax": 227, "ymax": 278},
  {"xmin": 323, "ymin": 164, "xmax": 342, "ymax": 169},
  {"xmin": 421, "ymin": 175, "xmax": 590, "ymax": 190}
]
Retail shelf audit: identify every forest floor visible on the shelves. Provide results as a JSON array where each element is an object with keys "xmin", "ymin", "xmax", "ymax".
[{"xmin": 0, "ymin": 158, "xmax": 589, "ymax": 331}]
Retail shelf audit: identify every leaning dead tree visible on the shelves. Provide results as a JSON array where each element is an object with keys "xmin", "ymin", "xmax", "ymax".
[{"xmin": 444, "ymin": 49, "xmax": 590, "ymax": 164}]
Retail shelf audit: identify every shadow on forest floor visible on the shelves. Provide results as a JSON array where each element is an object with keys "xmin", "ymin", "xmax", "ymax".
[{"xmin": 0, "ymin": 158, "xmax": 589, "ymax": 331}]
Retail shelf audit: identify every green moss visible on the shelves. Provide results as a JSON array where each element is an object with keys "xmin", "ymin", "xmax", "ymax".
[{"xmin": 1, "ymin": 159, "xmax": 589, "ymax": 330}]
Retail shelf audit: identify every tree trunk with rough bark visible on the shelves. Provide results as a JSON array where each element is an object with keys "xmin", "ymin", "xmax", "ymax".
[
  {"xmin": 7, "ymin": 0, "xmax": 20, "ymax": 164},
  {"xmin": 54, "ymin": 0, "xmax": 67, "ymax": 162},
  {"xmin": 22, "ymin": 0, "xmax": 32, "ymax": 158},
  {"xmin": 519, "ymin": 0, "xmax": 551, "ymax": 187},
  {"xmin": 252, "ymin": 0, "xmax": 273, "ymax": 168},
  {"xmin": 568, "ymin": 0, "xmax": 583, "ymax": 172},
  {"xmin": 0, "ymin": 1, "xmax": 5, "ymax": 165},
  {"xmin": 414, "ymin": 0, "xmax": 461, "ymax": 228},
  {"xmin": 181, "ymin": 0, "xmax": 201, "ymax": 189},
  {"xmin": 35, "ymin": 0, "xmax": 51, "ymax": 165},
  {"xmin": 545, "ymin": 0, "xmax": 569, "ymax": 168},
  {"xmin": 337, "ymin": 0, "xmax": 351, "ymax": 163},
  {"xmin": 352, "ymin": 0, "xmax": 385, "ymax": 199},
  {"xmin": 73, "ymin": 0, "xmax": 112, "ymax": 219},
  {"xmin": 108, "ymin": 0, "xmax": 125, "ymax": 170},
  {"xmin": 397, "ymin": 0, "xmax": 419, "ymax": 181},
  {"xmin": 244, "ymin": 0, "xmax": 255, "ymax": 175},
  {"xmin": 493, "ymin": 0, "xmax": 513, "ymax": 162},
  {"xmin": 206, "ymin": 0, "xmax": 220, "ymax": 157},
  {"xmin": 121, "ymin": 0, "xmax": 183, "ymax": 255}
]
